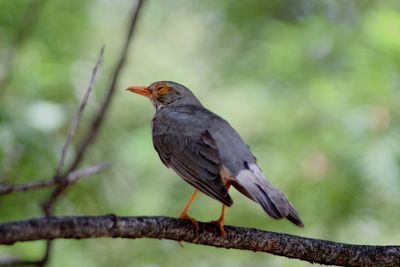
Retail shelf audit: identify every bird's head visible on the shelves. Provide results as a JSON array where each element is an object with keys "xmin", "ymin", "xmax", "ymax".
[{"xmin": 126, "ymin": 81, "xmax": 202, "ymax": 111}]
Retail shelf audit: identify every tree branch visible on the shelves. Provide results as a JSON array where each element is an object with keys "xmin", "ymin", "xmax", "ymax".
[
  {"xmin": 66, "ymin": 0, "xmax": 146, "ymax": 173},
  {"xmin": 0, "ymin": 164, "xmax": 108, "ymax": 195},
  {"xmin": 34, "ymin": 2, "xmax": 146, "ymax": 264},
  {"xmin": 55, "ymin": 45, "xmax": 105, "ymax": 176},
  {"xmin": 0, "ymin": 2, "xmax": 147, "ymax": 267},
  {"xmin": 34, "ymin": 46, "xmax": 106, "ymax": 267},
  {"xmin": 40, "ymin": 45, "xmax": 106, "ymax": 216},
  {"xmin": 41, "ymin": 0, "xmax": 147, "ymax": 216},
  {"xmin": 0, "ymin": 216, "xmax": 398, "ymax": 267}
]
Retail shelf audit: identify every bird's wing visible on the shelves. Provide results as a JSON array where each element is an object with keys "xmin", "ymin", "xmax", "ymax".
[
  {"xmin": 209, "ymin": 114, "xmax": 304, "ymax": 227},
  {"xmin": 152, "ymin": 107, "xmax": 233, "ymax": 206}
]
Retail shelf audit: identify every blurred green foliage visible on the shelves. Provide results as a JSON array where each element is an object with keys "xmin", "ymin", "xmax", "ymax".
[{"xmin": 1, "ymin": 1, "xmax": 400, "ymax": 266}]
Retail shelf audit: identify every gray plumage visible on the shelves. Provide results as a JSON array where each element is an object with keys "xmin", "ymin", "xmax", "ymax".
[{"xmin": 148, "ymin": 81, "xmax": 303, "ymax": 227}]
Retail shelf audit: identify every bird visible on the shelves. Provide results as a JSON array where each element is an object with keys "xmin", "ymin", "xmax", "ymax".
[{"xmin": 126, "ymin": 81, "xmax": 303, "ymax": 237}]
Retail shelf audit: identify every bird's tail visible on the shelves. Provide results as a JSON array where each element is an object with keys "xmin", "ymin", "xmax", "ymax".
[{"xmin": 233, "ymin": 163, "xmax": 304, "ymax": 227}]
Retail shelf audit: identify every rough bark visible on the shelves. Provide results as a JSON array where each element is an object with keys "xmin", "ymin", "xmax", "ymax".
[{"xmin": 1, "ymin": 215, "xmax": 398, "ymax": 267}]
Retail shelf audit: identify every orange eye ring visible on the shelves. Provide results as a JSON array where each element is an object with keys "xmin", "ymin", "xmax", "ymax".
[{"xmin": 154, "ymin": 85, "xmax": 170, "ymax": 95}]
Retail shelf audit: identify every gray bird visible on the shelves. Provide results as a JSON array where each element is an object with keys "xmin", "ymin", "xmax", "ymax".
[{"xmin": 127, "ymin": 81, "xmax": 303, "ymax": 236}]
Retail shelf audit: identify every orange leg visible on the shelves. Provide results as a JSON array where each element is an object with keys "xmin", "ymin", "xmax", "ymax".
[
  {"xmin": 179, "ymin": 189, "xmax": 199, "ymax": 233},
  {"xmin": 209, "ymin": 205, "xmax": 227, "ymax": 237},
  {"xmin": 209, "ymin": 180, "xmax": 231, "ymax": 238}
]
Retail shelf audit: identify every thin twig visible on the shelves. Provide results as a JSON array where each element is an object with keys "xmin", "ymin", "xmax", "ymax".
[
  {"xmin": 0, "ymin": 2, "xmax": 147, "ymax": 267},
  {"xmin": 67, "ymin": 0, "xmax": 146, "ymax": 173},
  {"xmin": 0, "ymin": 241, "xmax": 53, "ymax": 266},
  {"xmin": 41, "ymin": 0, "xmax": 146, "ymax": 215},
  {"xmin": 36, "ymin": 46, "xmax": 107, "ymax": 267},
  {"xmin": 40, "ymin": 45, "xmax": 106, "ymax": 215},
  {"xmin": 35, "ymin": 3, "xmax": 146, "ymax": 266},
  {"xmin": 0, "ymin": 164, "xmax": 108, "ymax": 195},
  {"xmin": 55, "ymin": 46, "xmax": 105, "ymax": 176},
  {"xmin": 0, "ymin": 216, "xmax": 399, "ymax": 267},
  {"xmin": 36, "ymin": 241, "xmax": 52, "ymax": 267}
]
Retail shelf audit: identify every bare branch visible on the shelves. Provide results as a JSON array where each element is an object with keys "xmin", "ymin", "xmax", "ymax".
[
  {"xmin": 27, "ymin": 45, "xmax": 106, "ymax": 267},
  {"xmin": 65, "ymin": 164, "xmax": 108, "ymax": 182},
  {"xmin": 67, "ymin": 0, "xmax": 147, "ymax": 173},
  {"xmin": 0, "ymin": 164, "xmax": 108, "ymax": 195},
  {"xmin": 40, "ymin": 45, "xmax": 106, "ymax": 216},
  {"xmin": 41, "ymin": 0, "xmax": 147, "ymax": 216},
  {"xmin": 35, "ymin": 3, "xmax": 147, "ymax": 263},
  {"xmin": 0, "ymin": 2, "xmax": 147, "ymax": 266},
  {"xmin": 35, "ymin": 240, "xmax": 52, "ymax": 267},
  {"xmin": 0, "ymin": 243, "xmax": 52, "ymax": 266},
  {"xmin": 55, "ymin": 46, "xmax": 105, "ymax": 176},
  {"xmin": 0, "ymin": 216, "xmax": 398, "ymax": 267}
]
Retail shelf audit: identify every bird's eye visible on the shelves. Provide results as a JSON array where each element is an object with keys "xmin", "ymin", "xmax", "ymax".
[{"xmin": 155, "ymin": 85, "xmax": 170, "ymax": 95}]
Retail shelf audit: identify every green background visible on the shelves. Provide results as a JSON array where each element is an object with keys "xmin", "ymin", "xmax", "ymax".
[{"xmin": 1, "ymin": 0, "xmax": 400, "ymax": 266}]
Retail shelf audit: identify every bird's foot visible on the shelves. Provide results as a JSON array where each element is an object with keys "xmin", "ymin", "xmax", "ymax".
[
  {"xmin": 207, "ymin": 218, "xmax": 226, "ymax": 238},
  {"xmin": 179, "ymin": 213, "xmax": 199, "ymax": 236}
]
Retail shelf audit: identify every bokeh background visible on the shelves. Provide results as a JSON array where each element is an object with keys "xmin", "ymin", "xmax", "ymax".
[{"xmin": 1, "ymin": 0, "xmax": 400, "ymax": 266}]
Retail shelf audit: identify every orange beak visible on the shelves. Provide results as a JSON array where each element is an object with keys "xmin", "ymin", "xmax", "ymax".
[{"xmin": 126, "ymin": 86, "xmax": 152, "ymax": 98}]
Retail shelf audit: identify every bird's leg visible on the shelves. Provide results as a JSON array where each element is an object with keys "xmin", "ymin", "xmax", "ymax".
[
  {"xmin": 209, "ymin": 205, "xmax": 227, "ymax": 238},
  {"xmin": 179, "ymin": 189, "xmax": 199, "ymax": 234},
  {"xmin": 208, "ymin": 180, "xmax": 231, "ymax": 238}
]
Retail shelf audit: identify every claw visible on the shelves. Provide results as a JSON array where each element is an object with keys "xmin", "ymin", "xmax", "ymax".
[
  {"xmin": 208, "ymin": 204, "xmax": 227, "ymax": 238},
  {"xmin": 179, "ymin": 213, "xmax": 199, "ymax": 236},
  {"xmin": 208, "ymin": 219, "xmax": 226, "ymax": 238},
  {"xmin": 178, "ymin": 190, "xmax": 200, "ymax": 239}
]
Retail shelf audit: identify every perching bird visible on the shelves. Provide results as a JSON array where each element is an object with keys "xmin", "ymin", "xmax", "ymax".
[{"xmin": 127, "ymin": 81, "xmax": 303, "ymax": 236}]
